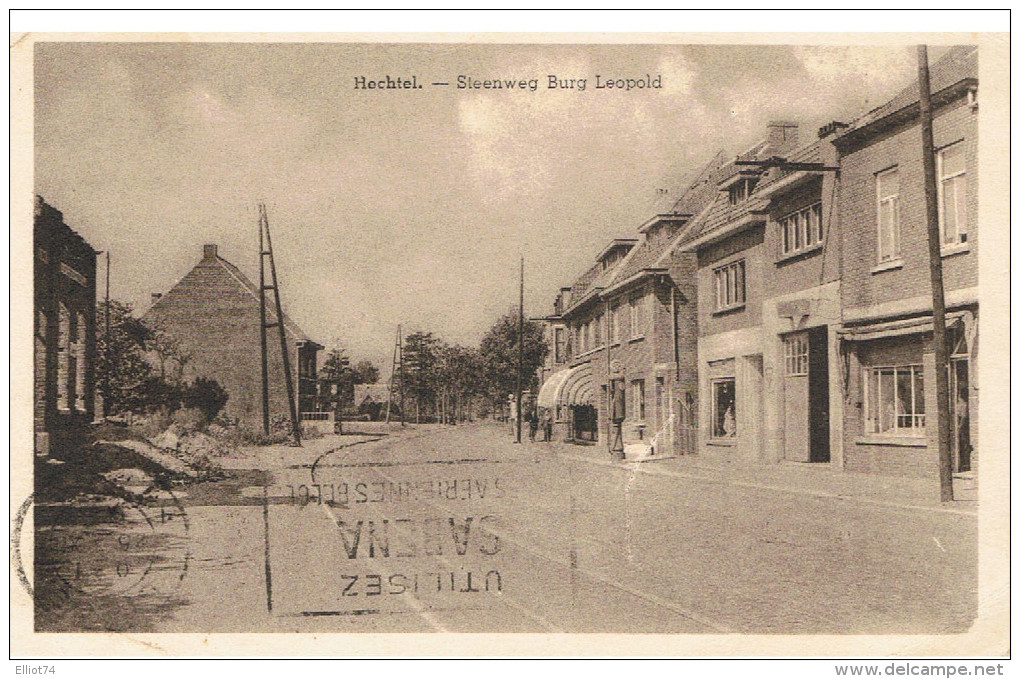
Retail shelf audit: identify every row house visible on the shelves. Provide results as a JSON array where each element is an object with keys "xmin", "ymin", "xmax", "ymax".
[
  {"xmin": 536, "ymin": 238, "xmax": 636, "ymax": 445},
  {"xmin": 672, "ymin": 45, "xmax": 977, "ymax": 479},
  {"xmin": 143, "ymin": 244, "xmax": 323, "ymax": 427},
  {"xmin": 677, "ymin": 121, "xmax": 838, "ymax": 465},
  {"xmin": 34, "ymin": 196, "xmax": 98, "ymax": 455},
  {"xmin": 832, "ymin": 45, "xmax": 978, "ymax": 477},
  {"xmin": 536, "ymin": 153, "xmax": 722, "ymax": 455}
]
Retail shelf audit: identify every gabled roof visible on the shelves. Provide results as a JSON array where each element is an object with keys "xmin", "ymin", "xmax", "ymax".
[
  {"xmin": 146, "ymin": 251, "xmax": 321, "ymax": 348},
  {"xmin": 836, "ymin": 45, "xmax": 977, "ymax": 147},
  {"xmin": 605, "ymin": 152, "xmax": 727, "ymax": 295},
  {"xmin": 754, "ymin": 139, "xmax": 824, "ymax": 192},
  {"xmin": 355, "ymin": 383, "xmax": 391, "ymax": 404},
  {"xmin": 675, "ymin": 137, "xmax": 783, "ymax": 251},
  {"xmin": 561, "ymin": 240, "xmax": 638, "ymax": 316}
]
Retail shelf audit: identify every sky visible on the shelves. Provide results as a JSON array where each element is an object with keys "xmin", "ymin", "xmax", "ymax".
[{"xmin": 34, "ymin": 41, "xmax": 930, "ymax": 374}]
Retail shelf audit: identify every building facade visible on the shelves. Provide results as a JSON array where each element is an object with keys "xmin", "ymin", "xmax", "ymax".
[
  {"xmin": 679, "ymin": 122, "xmax": 811, "ymax": 464},
  {"xmin": 143, "ymin": 244, "xmax": 323, "ymax": 427},
  {"xmin": 832, "ymin": 45, "xmax": 978, "ymax": 478},
  {"xmin": 537, "ymin": 47, "xmax": 979, "ymax": 481},
  {"xmin": 597, "ymin": 153, "xmax": 723, "ymax": 456},
  {"xmin": 536, "ymin": 239, "xmax": 637, "ymax": 445},
  {"xmin": 34, "ymin": 196, "xmax": 98, "ymax": 454}
]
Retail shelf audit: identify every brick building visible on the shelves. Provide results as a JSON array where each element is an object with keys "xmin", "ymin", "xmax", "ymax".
[
  {"xmin": 143, "ymin": 244, "xmax": 322, "ymax": 427},
  {"xmin": 34, "ymin": 196, "xmax": 98, "ymax": 454},
  {"xmin": 678, "ymin": 122, "xmax": 807, "ymax": 463},
  {"xmin": 536, "ymin": 238, "xmax": 637, "ymax": 445},
  {"xmin": 832, "ymin": 46, "xmax": 978, "ymax": 477},
  {"xmin": 597, "ymin": 152, "xmax": 723, "ymax": 455},
  {"xmin": 535, "ymin": 154, "xmax": 723, "ymax": 455}
]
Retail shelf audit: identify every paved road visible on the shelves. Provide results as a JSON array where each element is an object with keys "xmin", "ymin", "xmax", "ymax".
[{"xmin": 33, "ymin": 422, "xmax": 977, "ymax": 633}]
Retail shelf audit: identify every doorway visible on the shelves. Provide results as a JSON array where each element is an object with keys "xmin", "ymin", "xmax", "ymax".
[{"xmin": 782, "ymin": 326, "xmax": 830, "ymax": 463}]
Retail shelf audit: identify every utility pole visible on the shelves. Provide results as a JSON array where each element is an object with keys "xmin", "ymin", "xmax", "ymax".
[
  {"xmin": 103, "ymin": 250, "xmax": 110, "ymax": 418},
  {"xmin": 918, "ymin": 45, "xmax": 954, "ymax": 502},
  {"xmin": 516, "ymin": 256, "xmax": 524, "ymax": 444},
  {"xmin": 385, "ymin": 324, "xmax": 404, "ymax": 426},
  {"xmin": 398, "ymin": 326, "xmax": 406, "ymax": 427},
  {"xmin": 259, "ymin": 203, "xmax": 302, "ymax": 446}
]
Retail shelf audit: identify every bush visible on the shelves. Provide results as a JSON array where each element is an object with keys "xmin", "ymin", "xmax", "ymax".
[
  {"xmin": 171, "ymin": 407, "xmax": 207, "ymax": 434},
  {"xmin": 182, "ymin": 377, "xmax": 229, "ymax": 422}
]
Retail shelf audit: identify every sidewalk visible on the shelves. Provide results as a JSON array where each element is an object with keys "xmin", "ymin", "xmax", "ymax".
[{"xmin": 526, "ymin": 434, "xmax": 978, "ymax": 515}]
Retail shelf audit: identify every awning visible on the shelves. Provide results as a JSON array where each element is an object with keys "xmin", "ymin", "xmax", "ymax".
[
  {"xmin": 559, "ymin": 362, "xmax": 595, "ymax": 406},
  {"xmin": 838, "ymin": 310, "xmax": 968, "ymax": 342},
  {"xmin": 536, "ymin": 368, "xmax": 570, "ymax": 409},
  {"xmin": 537, "ymin": 363, "xmax": 596, "ymax": 408}
]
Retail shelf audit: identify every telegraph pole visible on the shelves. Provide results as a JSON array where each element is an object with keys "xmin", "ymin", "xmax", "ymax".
[
  {"xmin": 103, "ymin": 251, "xmax": 110, "ymax": 418},
  {"xmin": 516, "ymin": 256, "xmax": 524, "ymax": 444},
  {"xmin": 398, "ymin": 325, "xmax": 406, "ymax": 427},
  {"xmin": 918, "ymin": 45, "xmax": 954, "ymax": 502}
]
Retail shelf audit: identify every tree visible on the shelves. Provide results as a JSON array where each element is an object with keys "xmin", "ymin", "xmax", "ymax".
[
  {"xmin": 351, "ymin": 360, "xmax": 380, "ymax": 385},
  {"xmin": 436, "ymin": 344, "xmax": 483, "ymax": 424},
  {"xmin": 318, "ymin": 346, "xmax": 353, "ymax": 413},
  {"xmin": 96, "ymin": 300, "xmax": 159, "ymax": 414},
  {"xmin": 402, "ymin": 331, "xmax": 440, "ymax": 423},
  {"xmin": 182, "ymin": 377, "xmax": 229, "ymax": 422},
  {"xmin": 147, "ymin": 316, "xmax": 192, "ymax": 383},
  {"xmin": 478, "ymin": 309, "xmax": 549, "ymax": 413}
]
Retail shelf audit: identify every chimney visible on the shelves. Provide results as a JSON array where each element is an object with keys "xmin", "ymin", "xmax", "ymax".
[
  {"xmin": 151, "ymin": 293, "xmax": 163, "ymax": 306},
  {"xmin": 766, "ymin": 121, "xmax": 799, "ymax": 154},
  {"xmin": 203, "ymin": 244, "xmax": 218, "ymax": 260},
  {"xmin": 818, "ymin": 120, "xmax": 849, "ymax": 139}
]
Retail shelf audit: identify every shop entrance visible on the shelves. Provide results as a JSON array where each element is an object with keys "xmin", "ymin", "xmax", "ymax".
[
  {"xmin": 782, "ymin": 327, "xmax": 830, "ymax": 463},
  {"xmin": 571, "ymin": 405, "xmax": 599, "ymax": 443}
]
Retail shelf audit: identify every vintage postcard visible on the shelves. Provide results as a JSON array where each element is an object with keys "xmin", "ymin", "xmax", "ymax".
[{"xmin": 10, "ymin": 29, "xmax": 1010, "ymax": 658}]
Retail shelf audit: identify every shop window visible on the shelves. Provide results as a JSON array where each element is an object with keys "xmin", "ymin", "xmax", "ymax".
[
  {"xmin": 783, "ymin": 333, "xmax": 809, "ymax": 376},
  {"xmin": 864, "ymin": 365, "xmax": 925, "ymax": 436},
  {"xmin": 631, "ymin": 379, "xmax": 645, "ymax": 421},
  {"xmin": 938, "ymin": 142, "xmax": 967, "ymax": 247},
  {"xmin": 712, "ymin": 378, "xmax": 736, "ymax": 438},
  {"xmin": 876, "ymin": 167, "xmax": 901, "ymax": 263},
  {"xmin": 779, "ymin": 202, "xmax": 823, "ymax": 257},
  {"xmin": 713, "ymin": 260, "xmax": 745, "ymax": 311}
]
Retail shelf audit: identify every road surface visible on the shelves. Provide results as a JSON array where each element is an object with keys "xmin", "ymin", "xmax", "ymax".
[{"xmin": 33, "ymin": 422, "xmax": 977, "ymax": 633}]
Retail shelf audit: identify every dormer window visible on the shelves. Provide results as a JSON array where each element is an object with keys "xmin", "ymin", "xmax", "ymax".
[{"xmin": 728, "ymin": 177, "xmax": 758, "ymax": 205}]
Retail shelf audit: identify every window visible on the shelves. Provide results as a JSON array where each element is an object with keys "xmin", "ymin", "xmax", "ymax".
[
  {"xmin": 631, "ymin": 379, "xmax": 646, "ymax": 421},
  {"xmin": 783, "ymin": 334, "xmax": 809, "ymax": 376},
  {"xmin": 610, "ymin": 302, "xmax": 621, "ymax": 344},
  {"xmin": 713, "ymin": 260, "xmax": 746, "ymax": 311},
  {"xmin": 57, "ymin": 303, "xmax": 70, "ymax": 411},
  {"xmin": 593, "ymin": 313, "xmax": 603, "ymax": 347},
  {"xmin": 629, "ymin": 293, "xmax": 645, "ymax": 339},
  {"xmin": 655, "ymin": 377, "xmax": 665, "ymax": 423},
  {"xmin": 728, "ymin": 178, "xmax": 757, "ymax": 205},
  {"xmin": 75, "ymin": 311, "xmax": 87, "ymax": 411},
  {"xmin": 938, "ymin": 142, "xmax": 967, "ymax": 247},
  {"xmin": 554, "ymin": 327, "xmax": 566, "ymax": 363},
  {"xmin": 864, "ymin": 365, "xmax": 925, "ymax": 436},
  {"xmin": 876, "ymin": 168, "xmax": 901, "ymax": 263},
  {"xmin": 712, "ymin": 378, "xmax": 736, "ymax": 438},
  {"xmin": 779, "ymin": 202, "xmax": 823, "ymax": 256}
]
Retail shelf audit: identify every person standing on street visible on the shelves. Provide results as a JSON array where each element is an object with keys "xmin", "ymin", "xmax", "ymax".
[
  {"xmin": 527, "ymin": 406, "xmax": 539, "ymax": 443},
  {"xmin": 508, "ymin": 394, "xmax": 518, "ymax": 438}
]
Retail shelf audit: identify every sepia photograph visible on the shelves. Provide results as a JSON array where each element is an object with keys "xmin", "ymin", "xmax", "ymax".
[{"xmin": 9, "ymin": 16, "xmax": 1010, "ymax": 661}]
